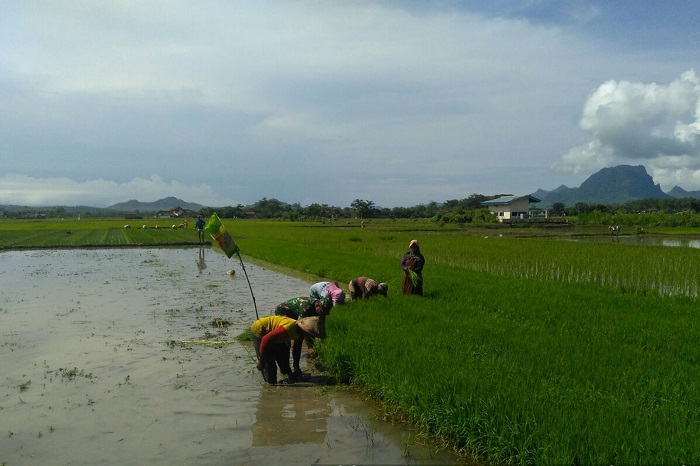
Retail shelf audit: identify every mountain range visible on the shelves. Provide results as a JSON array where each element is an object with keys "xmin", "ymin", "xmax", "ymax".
[
  {"xmin": 0, "ymin": 196, "xmax": 203, "ymax": 216},
  {"xmin": 531, "ymin": 165, "xmax": 700, "ymax": 208},
  {"xmin": 3, "ymin": 166, "xmax": 700, "ymax": 214},
  {"xmin": 111, "ymin": 170, "xmax": 700, "ymax": 211},
  {"xmin": 106, "ymin": 196, "xmax": 204, "ymax": 212},
  {"xmin": 102, "ymin": 165, "xmax": 700, "ymax": 212}
]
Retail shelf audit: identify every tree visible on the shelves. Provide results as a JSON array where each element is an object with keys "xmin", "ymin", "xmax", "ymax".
[
  {"xmin": 350, "ymin": 199, "xmax": 375, "ymax": 218},
  {"xmin": 573, "ymin": 202, "xmax": 588, "ymax": 216},
  {"xmin": 463, "ymin": 193, "xmax": 490, "ymax": 210},
  {"xmin": 551, "ymin": 202, "xmax": 565, "ymax": 216},
  {"xmin": 251, "ymin": 198, "xmax": 289, "ymax": 218}
]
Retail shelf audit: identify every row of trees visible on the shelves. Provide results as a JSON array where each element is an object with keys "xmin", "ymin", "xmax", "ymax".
[
  {"xmin": 196, "ymin": 194, "xmax": 498, "ymax": 222},
  {"xmin": 4, "ymin": 194, "xmax": 700, "ymax": 223},
  {"xmin": 197, "ymin": 198, "xmax": 434, "ymax": 220},
  {"xmin": 550, "ymin": 197, "xmax": 700, "ymax": 216}
]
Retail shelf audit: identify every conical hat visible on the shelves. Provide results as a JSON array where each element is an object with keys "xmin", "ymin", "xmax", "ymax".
[{"xmin": 297, "ymin": 316, "xmax": 326, "ymax": 339}]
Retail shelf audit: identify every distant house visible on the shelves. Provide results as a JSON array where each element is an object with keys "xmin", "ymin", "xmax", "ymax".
[
  {"xmin": 157, "ymin": 206, "xmax": 198, "ymax": 218},
  {"xmin": 480, "ymin": 195, "xmax": 541, "ymax": 222}
]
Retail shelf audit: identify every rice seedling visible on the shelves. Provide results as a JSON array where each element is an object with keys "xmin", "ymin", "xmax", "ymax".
[{"xmin": 3, "ymin": 218, "xmax": 700, "ymax": 464}]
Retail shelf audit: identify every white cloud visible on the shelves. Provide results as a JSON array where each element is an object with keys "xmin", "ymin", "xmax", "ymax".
[
  {"xmin": 0, "ymin": 174, "xmax": 230, "ymax": 207},
  {"xmin": 2, "ymin": 2, "xmax": 700, "ymax": 206},
  {"xmin": 551, "ymin": 140, "xmax": 615, "ymax": 175},
  {"xmin": 554, "ymin": 70, "xmax": 700, "ymax": 189}
]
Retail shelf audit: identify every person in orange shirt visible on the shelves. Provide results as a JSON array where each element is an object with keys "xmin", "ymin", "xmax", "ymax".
[{"xmin": 250, "ymin": 315, "xmax": 326, "ymax": 384}]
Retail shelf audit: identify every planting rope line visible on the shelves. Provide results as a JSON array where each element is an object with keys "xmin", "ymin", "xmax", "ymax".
[
  {"xmin": 178, "ymin": 339, "xmax": 259, "ymax": 365},
  {"xmin": 179, "ymin": 340, "xmax": 237, "ymax": 346},
  {"xmin": 241, "ymin": 342, "xmax": 258, "ymax": 364}
]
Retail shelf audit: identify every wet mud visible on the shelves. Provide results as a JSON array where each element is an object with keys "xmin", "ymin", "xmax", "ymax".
[{"xmin": 0, "ymin": 247, "xmax": 467, "ymax": 465}]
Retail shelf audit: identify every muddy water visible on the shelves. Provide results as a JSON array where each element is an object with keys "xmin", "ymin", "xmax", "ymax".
[{"xmin": 0, "ymin": 248, "xmax": 467, "ymax": 465}]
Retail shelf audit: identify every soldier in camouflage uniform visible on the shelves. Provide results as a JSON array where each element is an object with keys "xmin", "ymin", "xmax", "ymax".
[{"xmin": 274, "ymin": 296, "xmax": 332, "ymax": 359}]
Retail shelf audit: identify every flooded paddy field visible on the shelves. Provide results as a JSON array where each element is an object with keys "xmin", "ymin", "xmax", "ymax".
[{"xmin": 0, "ymin": 248, "xmax": 466, "ymax": 465}]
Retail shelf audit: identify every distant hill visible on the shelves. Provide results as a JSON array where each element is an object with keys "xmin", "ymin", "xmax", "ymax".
[
  {"xmin": 0, "ymin": 204, "xmax": 113, "ymax": 216},
  {"xmin": 533, "ymin": 165, "xmax": 672, "ymax": 208},
  {"xmin": 107, "ymin": 197, "xmax": 204, "ymax": 212},
  {"xmin": 667, "ymin": 186, "xmax": 700, "ymax": 200},
  {"xmin": 0, "ymin": 197, "xmax": 203, "ymax": 218}
]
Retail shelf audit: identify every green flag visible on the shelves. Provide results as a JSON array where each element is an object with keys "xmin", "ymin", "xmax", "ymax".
[{"xmin": 204, "ymin": 212, "xmax": 240, "ymax": 258}]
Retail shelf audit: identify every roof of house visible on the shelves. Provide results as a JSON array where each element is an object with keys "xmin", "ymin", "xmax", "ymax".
[{"xmin": 480, "ymin": 195, "xmax": 541, "ymax": 206}]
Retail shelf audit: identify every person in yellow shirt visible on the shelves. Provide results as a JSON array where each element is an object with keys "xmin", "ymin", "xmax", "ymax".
[
  {"xmin": 274, "ymin": 296, "xmax": 332, "ymax": 359},
  {"xmin": 250, "ymin": 315, "xmax": 326, "ymax": 384}
]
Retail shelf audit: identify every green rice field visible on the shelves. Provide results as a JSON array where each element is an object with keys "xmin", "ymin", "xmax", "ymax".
[{"xmin": 3, "ymin": 217, "xmax": 700, "ymax": 464}]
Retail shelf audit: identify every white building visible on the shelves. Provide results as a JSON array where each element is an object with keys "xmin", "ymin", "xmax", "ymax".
[{"xmin": 480, "ymin": 195, "xmax": 541, "ymax": 222}]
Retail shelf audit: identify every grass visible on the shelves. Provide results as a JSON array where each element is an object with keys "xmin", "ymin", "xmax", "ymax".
[
  {"xmin": 3, "ymin": 217, "xmax": 700, "ymax": 464},
  {"xmin": 321, "ymin": 275, "xmax": 700, "ymax": 464},
  {"xmin": 0, "ymin": 218, "xmax": 201, "ymax": 248}
]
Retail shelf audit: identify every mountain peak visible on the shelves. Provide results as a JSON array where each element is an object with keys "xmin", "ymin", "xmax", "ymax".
[
  {"xmin": 533, "ymin": 165, "xmax": 671, "ymax": 207},
  {"xmin": 107, "ymin": 197, "xmax": 204, "ymax": 212}
]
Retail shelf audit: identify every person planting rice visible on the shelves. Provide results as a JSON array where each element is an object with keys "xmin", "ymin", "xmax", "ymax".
[
  {"xmin": 309, "ymin": 281, "xmax": 346, "ymax": 306},
  {"xmin": 401, "ymin": 239, "xmax": 425, "ymax": 296},
  {"xmin": 275, "ymin": 296, "xmax": 333, "ymax": 319},
  {"xmin": 348, "ymin": 276, "xmax": 388, "ymax": 299},
  {"xmin": 250, "ymin": 315, "xmax": 326, "ymax": 385},
  {"xmin": 274, "ymin": 297, "xmax": 332, "ymax": 358}
]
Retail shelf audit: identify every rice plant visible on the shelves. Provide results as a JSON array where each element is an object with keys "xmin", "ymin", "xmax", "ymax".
[{"xmin": 3, "ymin": 218, "xmax": 700, "ymax": 464}]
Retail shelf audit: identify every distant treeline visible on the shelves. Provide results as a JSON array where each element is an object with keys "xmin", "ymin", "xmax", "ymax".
[
  {"xmin": 200, "ymin": 195, "xmax": 497, "ymax": 222},
  {"xmin": 4, "ymin": 194, "xmax": 700, "ymax": 224}
]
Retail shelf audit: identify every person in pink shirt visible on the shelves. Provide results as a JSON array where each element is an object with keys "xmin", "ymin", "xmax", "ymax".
[{"xmin": 309, "ymin": 281, "xmax": 346, "ymax": 306}]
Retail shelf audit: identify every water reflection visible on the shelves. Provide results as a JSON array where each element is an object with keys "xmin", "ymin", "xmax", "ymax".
[
  {"xmin": 0, "ymin": 248, "xmax": 467, "ymax": 466},
  {"xmin": 567, "ymin": 235, "xmax": 700, "ymax": 249},
  {"xmin": 252, "ymin": 385, "xmax": 330, "ymax": 446},
  {"xmin": 196, "ymin": 246, "xmax": 207, "ymax": 273},
  {"xmin": 661, "ymin": 238, "xmax": 700, "ymax": 249}
]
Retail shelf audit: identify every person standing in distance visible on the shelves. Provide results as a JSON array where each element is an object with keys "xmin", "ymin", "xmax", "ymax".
[
  {"xmin": 401, "ymin": 239, "xmax": 425, "ymax": 296},
  {"xmin": 195, "ymin": 215, "xmax": 206, "ymax": 244}
]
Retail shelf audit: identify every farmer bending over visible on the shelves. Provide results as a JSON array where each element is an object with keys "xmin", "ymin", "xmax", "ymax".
[
  {"xmin": 250, "ymin": 315, "xmax": 326, "ymax": 385},
  {"xmin": 275, "ymin": 297, "xmax": 332, "ymax": 358},
  {"xmin": 348, "ymin": 277, "xmax": 388, "ymax": 300},
  {"xmin": 309, "ymin": 281, "xmax": 346, "ymax": 306}
]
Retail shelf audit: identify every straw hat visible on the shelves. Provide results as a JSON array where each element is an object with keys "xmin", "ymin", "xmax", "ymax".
[
  {"xmin": 377, "ymin": 282, "xmax": 388, "ymax": 296},
  {"xmin": 297, "ymin": 316, "xmax": 326, "ymax": 339},
  {"xmin": 409, "ymin": 239, "xmax": 419, "ymax": 248}
]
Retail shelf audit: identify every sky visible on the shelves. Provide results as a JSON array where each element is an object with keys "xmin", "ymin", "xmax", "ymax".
[{"xmin": 2, "ymin": 1, "xmax": 700, "ymax": 208}]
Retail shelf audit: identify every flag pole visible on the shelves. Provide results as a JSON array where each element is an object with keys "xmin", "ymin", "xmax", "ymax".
[
  {"xmin": 205, "ymin": 212, "xmax": 259, "ymax": 321},
  {"xmin": 236, "ymin": 251, "xmax": 259, "ymax": 320}
]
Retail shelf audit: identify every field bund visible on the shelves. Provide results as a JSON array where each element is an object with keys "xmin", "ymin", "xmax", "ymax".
[{"xmin": 2, "ymin": 218, "xmax": 700, "ymax": 465}]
